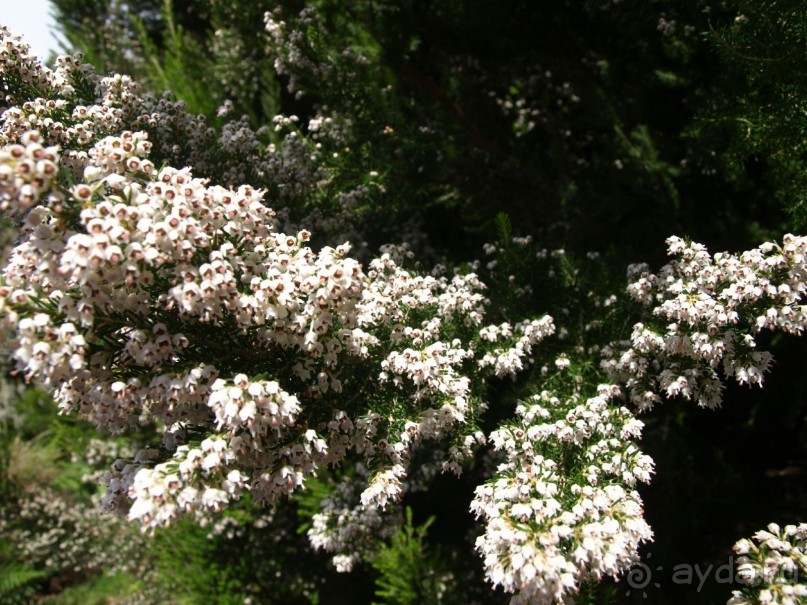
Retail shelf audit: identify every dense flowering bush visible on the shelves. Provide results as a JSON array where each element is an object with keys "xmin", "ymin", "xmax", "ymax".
[
  {"xmin": 0, "ymin": 119, "xmax": 558, "ymax": 530},
  {"xmin": 1, "ymin": 14, "xmax": 806, "ymax": 605}
]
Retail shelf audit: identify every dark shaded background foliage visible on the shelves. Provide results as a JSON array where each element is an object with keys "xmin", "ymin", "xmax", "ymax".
[
  {"xmin": 3, "ymin": 0, "xmax": 806, "ymax": 602},
  {"xmin": 50, "ymin": 0, "xmax": 807, "ymax": 253}
]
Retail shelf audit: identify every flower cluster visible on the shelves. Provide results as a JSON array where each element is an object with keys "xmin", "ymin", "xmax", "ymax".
[
  {"xmin": 0, "ymin": 130, "xmax": 61, "ymax": 218},
  {"xmin": 264, "ymin": 8, "xmax": 342, "ymax": 99},
  {"xmin": 0, "ymin": 125, "xmax": 555, "ymax": 530},
  {"xmin": 478, "ymin": 317, "xmax": 556, "ymax": 377},
  {"xmin": 602, "ymin": 235, "xmax": 807, "ymax": 410},
  {"xmin": 0, "ymin": 27, "xmax": 306, "ymax": 207},
  {"xmin": 0, "ymin": 33, "xmax": 142, "ymax": 153},
  {"xmin": 307, "ymin": 471, "xmax": 403, "ymax": 572},
  {"xmin": 470, "ymin": 381, "xmax": 654, "ymax": 604},
  {"xmin": 727, "ymin": 522, "xmax": 807, "ymax": 605}
]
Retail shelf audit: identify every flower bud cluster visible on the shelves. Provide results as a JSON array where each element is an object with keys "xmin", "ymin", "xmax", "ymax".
[
  {"xmin": 264, "ymin": 8, "xmax": 338, "ymax": 98},
  {"xmin": 603, "ymin": 235, "xmax": 807, "ymax": 409},
  {"xmin": 727, "ymin": 522, "xmax": 807, "ymax": 605},
  {"xmin": 0, "ymin": 130, "xmax": 61, "ymax": 218},
  {"xmin": 470, "ymin": 382, "xmax": 653, "ymax": 604}
]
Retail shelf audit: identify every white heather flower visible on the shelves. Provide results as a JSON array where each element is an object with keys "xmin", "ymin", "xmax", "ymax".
[
  {"xmin": 554, "ymin": 354, "xmax": 570, "ymax": 370},
  {"xmin": 360, "ymin": 465, "xmax": 405, "ymax": 509},
  {"xmin": 216, "ymin": 99, "xmax": 234, "ymax": 117}
]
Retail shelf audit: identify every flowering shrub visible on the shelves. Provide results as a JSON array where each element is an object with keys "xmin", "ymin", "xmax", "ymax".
[
  {"xmin": 0, "ymin": 486, "xmax": 144, "ymax": 578},
  {"xmin": 1, "ymin": 12, "xmax": 806, "ymax": 605},
  {"xmin": 1, "ymin": 17, "xmax": 554, "ymax": 514}
]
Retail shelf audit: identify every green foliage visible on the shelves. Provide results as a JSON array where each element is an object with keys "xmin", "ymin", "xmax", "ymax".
[
  {"xmin": 147, "ymin": 499, "xmax": 324, "ymax": 604},
  {"xmin": 575, "ymin": 582, "xmax": 618, "ymax": 605},
  {"xmin": 0, "ymin": 387, "xmax": 107, "ymax": 498},
  {"xmin": 615, "ymin": 124, "xmax": 681, "ymax": 210},
  {"xmin": 47, "ymin": 572, "xmax": 140, "ymax": 605},
  {"xmin": 151, "ymin": 519, "xmax": 251, "ymax": 604},
  {"xmin": 495, "ymin": 212, "xmax": 513, "ymax": 247},
  {"xmin": 295, "ymin": 475, "xmax": 333, "ymax": 535},
  {"xmin": 691, "ymin": 0, "xmax": 807, "ymax": 231},
  {"xmin": 127, "ymin": 0, "xmax": 234, "ymax": 119},
  {"xmin": 371, "ymin": 508, "xmax": 454, "ymax": 605},
  {"xmin": 0, "ymin": 561, "xmax": 46, "ymax": 604}
]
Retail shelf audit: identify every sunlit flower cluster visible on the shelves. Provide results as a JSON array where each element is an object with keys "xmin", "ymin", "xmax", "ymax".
[
  {"xmin": 603, "ymin": 235, "xmax": 807, "ymax": 409},
  {"xmin": 470, "ymin": 381, "xmax": 654, "ymax": 603},
  {"xmin": 477, "ymin": 317, "xmax": 556, "ymax": 377},
  {"xmin": 0, "ymin": 130, "xmax": 61, "ymax": 218},
  {"xmin": 727, "ymin": 522, "xmax": 807, "ymax": 605},
  {"xmin": 0, "ymin": 125, "xmax": 556, "ymax": 530}
]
